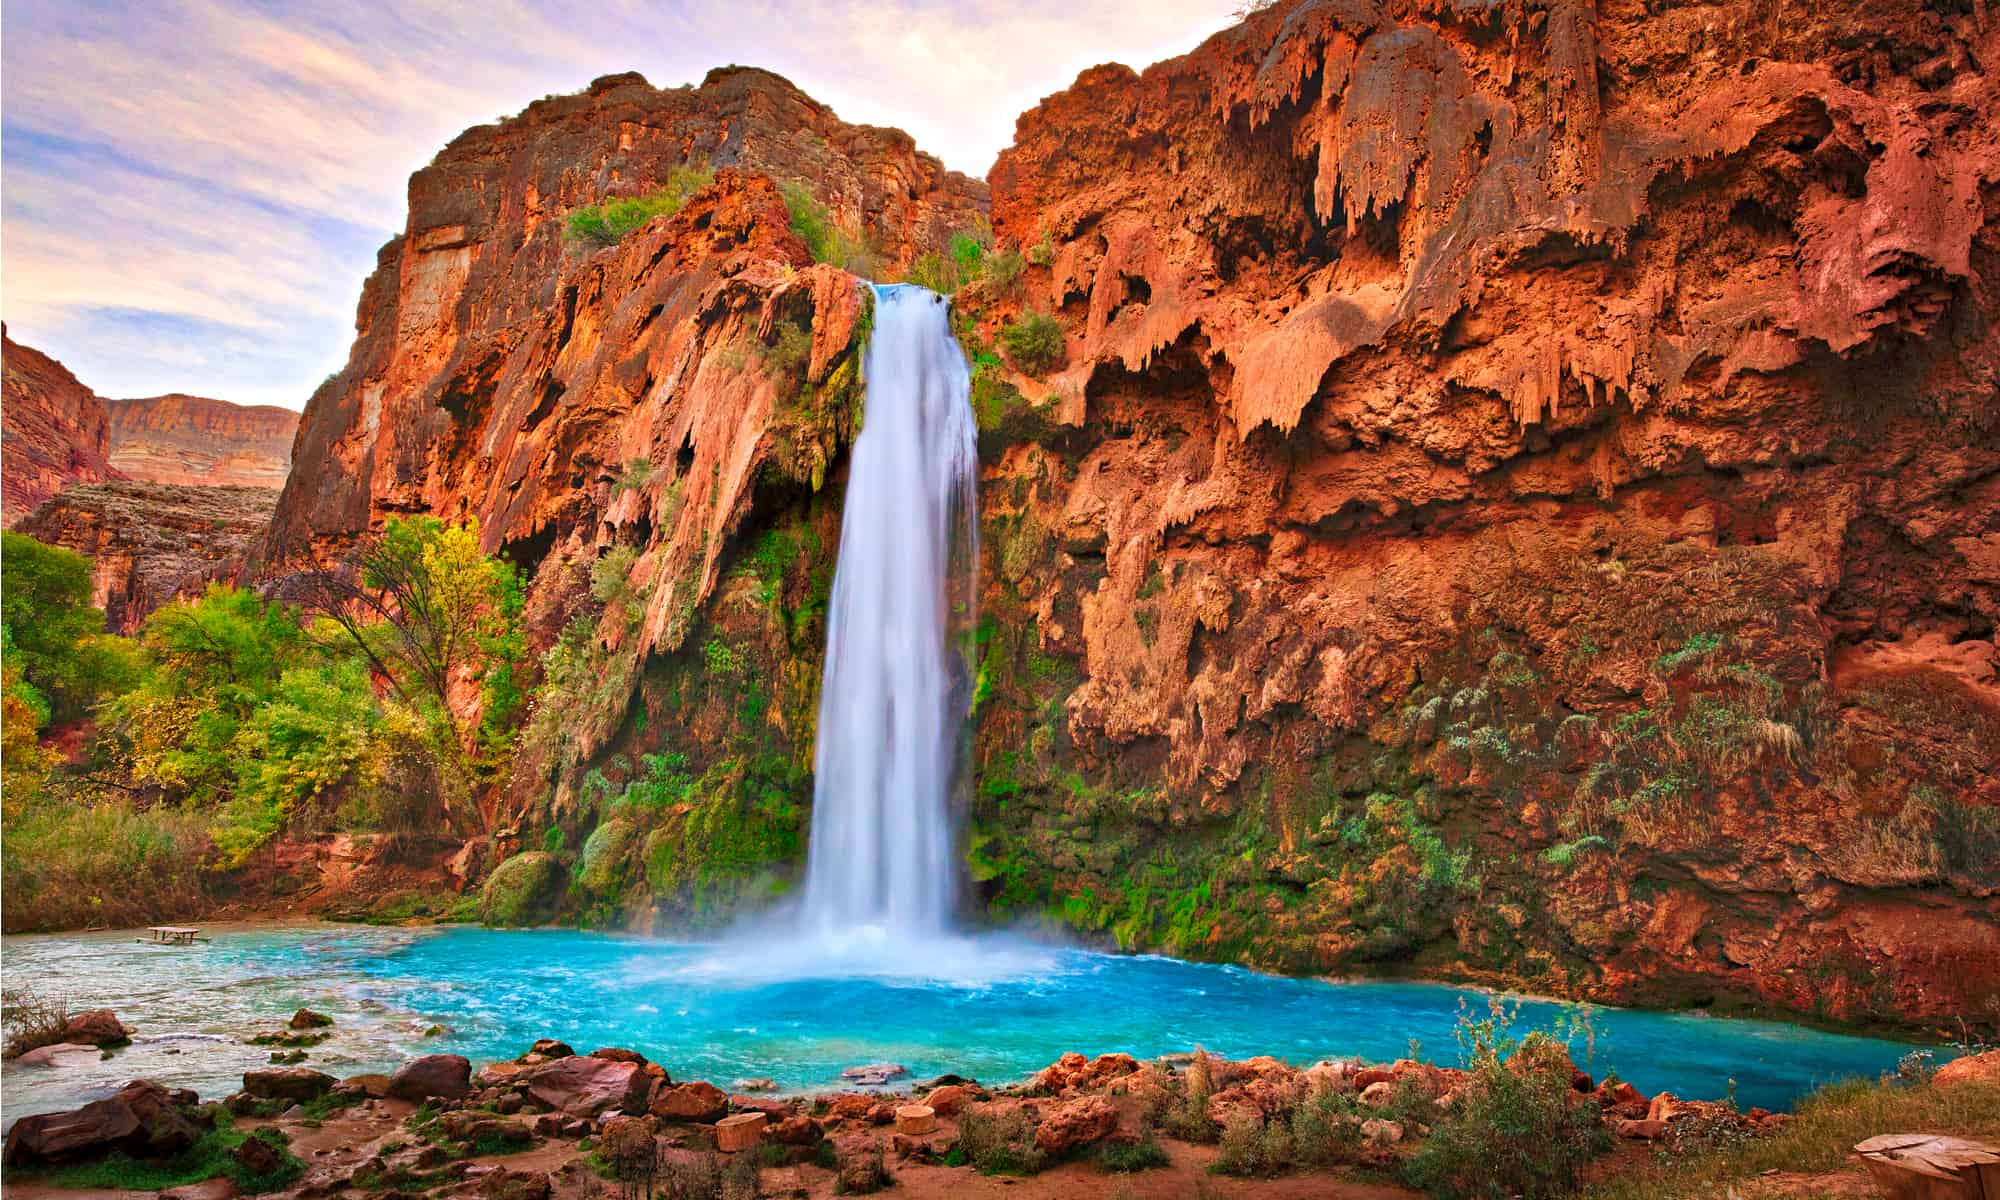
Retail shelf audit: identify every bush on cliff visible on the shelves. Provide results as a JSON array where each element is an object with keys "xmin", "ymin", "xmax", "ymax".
[
  {"xmin": 780, "ymin": 179, "xmax": 871, "ymax": 273},
  {"xmin": 999, "ymin": 311, "xmax": 1064, "ymax": 375},
  {"xmin": 565, "ymin": 165, "xmax": 714, "ymax": 247}
]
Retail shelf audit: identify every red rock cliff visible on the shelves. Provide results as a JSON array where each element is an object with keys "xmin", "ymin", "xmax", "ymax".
[
  {"xmin": 106, "ymin": 394, "xmax": 298, "ymax": 489},
  {"xmin": 962, "ymin": 0, "xmax": 1999, "ymax": 1032},
  {"xmin": 1, "ymin": 327, "xmax": 122, "ymax": 526},
  {"xmin": 259, "ymin": 65, "xmax": 984, "ymax": 568}
]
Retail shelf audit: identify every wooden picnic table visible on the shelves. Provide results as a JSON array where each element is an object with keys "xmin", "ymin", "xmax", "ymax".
[{"xmin": 141, "ymin": 926, "xmax": 208, "ymax": 945}]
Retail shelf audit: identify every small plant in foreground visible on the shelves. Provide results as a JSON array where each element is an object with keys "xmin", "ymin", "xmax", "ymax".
[
  {"xmin": 1095, "ymin": 1124, "xmax": 1171, "ymax": 1172},
  {"xmin": 1402, "ymin": 1006, "xmax": 1610, "ymax": 1200},
  {"xmin": 951, "ymin": 1104, "xmax": 1046, "ymax": 1175},
  {"xmin": 1154, "ymin": 1046, "xmax": 1221, "ymax": 1143},
  {"xmin": 1, "ymin": 988, "xmax": 71, "ymax": 1058}
]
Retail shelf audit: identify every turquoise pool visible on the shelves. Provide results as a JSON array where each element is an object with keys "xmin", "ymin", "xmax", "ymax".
[{"xmin": 0, "ymin": 923, "xmax": 1944, "ymax": 1121}]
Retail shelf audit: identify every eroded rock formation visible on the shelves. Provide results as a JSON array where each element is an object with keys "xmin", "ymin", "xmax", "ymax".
[
  {"xmin": 964, "ymin": 0, "xmax": 2000, "ymax": 1032},
  {"xmin": 106, "ymin": 394, "xmax": 297, "ymax": 488},
  {"xmin": 1, "ymin": 327, "xmax": 121, "ymax": 526},
  {"xmin": 15, "ymin": 481, "xmax": 279, "ymax": 632},
  {"xmin": 265, "ymin": 6, "xmax": 1999, "ymax": 1035}
]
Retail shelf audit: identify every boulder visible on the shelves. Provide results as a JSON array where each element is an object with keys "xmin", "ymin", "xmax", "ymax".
[
  {"xmin": 15, "ymin": 1042, "xmax": 102, "ymax": 1068},
  {"xmin": 387, "ymin": 1054, "xmax": 473, "ymax": 1101},
  {"xmin": 1359, "ymin": 1081, "xmax": 1395, "ymax": 1107},
  {"xmin": 1352, "ymin": 1066, "xmax": 1395, "ymax": 1090},
  {"xmin": 894, "ymin": 1105, "xmax": 938, "ymax": 1135},
  {"xmin": 479, "ymin": 853, "xmax": 563, "ymax": 926},
  {"xmin": 242, "ymin": 1066, "xmax": 336, "ymax": 1101},
  {"xmin": 1936, "ymin": 1049, "xmax": 2000, "ymax": 1088},
  {"xmin": 477, "ymin": 1170, "xmax": 553, "ymax": 1200},
  {"xmin": 922, "ymin": 1084, "xmax": 973, "ymax": 1116},
  {"xmin": 438, "ymin": 1111, "xmax": 532, "ymax": 1146},
  {"xmin": 840, "ymin": 1063, "xmax": 909, "ymax": 1087},
  {"xmin": 734, "ymin": 1077, "xmax": 777, "ymax": 1092},
  {"xmin": 1032, "ymin": 1096, "xmax": 1119, "ymax": 1156},
  {"xmin": 474, "ymin": 1061, "xmax": 528, "ymax": 1089},
  {"xmin": 519, "ymin": 1055, "xmax": 648, "ymax": 1117},
  {"xmin": 588, "ymin": 1047, "xmax": 646, "ymax": 1066},
  {"xmin": 832, "ymin": 1134, "xmax": 890, "ymax": 1194},
  {"xmin": 3, "ymin": 1079, "xmax": 202, "ymax": 1166},
  {"xmin": 230, "ymin": 1132, "xmax": 286, "ymax": 1179},
  {"xmin": 1617, "ymin": 1118, "xmax": 1670, "ymax": 1140},
  {"xmin": 288, "ymin": 1009, "xmax": 334, "ymax": 1030},
  {"xmin": 715, "ymin": 1112, "xmax": 767, "ymax": 1152},
  {"xmin": 529, "ymin": 1038, "xmax": 576, "ymax": 1059},
  {"xmin": 769, "ymin": 1115, "xmax": 823, "ymax": 1145},
  {"xmin": 731, "ymin": 1096, "xmax": 793, "ymax": 1118},
  {"xmin": 651, "ymin": 1081, "xmax": 729, "ymax": 1123},
  {"xmin": 61, "ymin": 1009, "xmax": 134, "ymax": 1045},
  {"xmin": 1360, "ymin": 1118, "xmax": 1404, "ymax": 1144},
  {"xmin": 826, "ymin": 1093, "xmax": 878, "ymax": 1120}
]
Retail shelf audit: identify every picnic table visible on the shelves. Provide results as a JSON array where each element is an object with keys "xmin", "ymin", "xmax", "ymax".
[{"xmin": 140, "ymin": 926, "xmax": 209, "ymax": 945}]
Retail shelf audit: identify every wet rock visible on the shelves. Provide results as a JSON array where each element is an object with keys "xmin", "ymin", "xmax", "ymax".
[
  {"xmin": 1032, "ymin": 1095, "xmax": 1119, "ymax": 1155},
  {"xmin": 529, "ymin": 1038, "xmax": 575, "ymax": 1059},
  {"xmin": 60, "ymin": 1009, "xmax": 134, "ymax": 1045},
  {"xmin": 289, "ymin": 1009, "xmax": 334, "ymax": 1030},
  {"xmin": 388, "ymin": 1054, "xmax": 473, "ymax": 1101},
  {"xmin": 269, "ymin": 1050, "xmax": 308, "ymax": 1065},
  {"xmin": 733, "ymin": 1077, "xmax": 776, "ymax": 1092},
  {"xmin": 3, "ymin": 1079, "xmax": 202, "ymax": 1166},
  {"xmin": 589, "ymin": 1047, "xmax": 647, "ymax": 1066},
  {"xmin": 14, "ymin": 1042, "xmax": 102, "ymax": 1068},
  {"xmin": 894, "ymin": 1105, "xmax": 938, "ymax": 1135},
  {"xmin": 519, "ymin": 1055, "xmax": 647, "ymax": 1117},
  {"xmin": 840, "ymin": 1063, "xmax": 909, "ymax": 1087},
  {"xmin": 651, "ymin": 1080, "xmax": 728, "ymax": 1123},
  {"xmin": 243, "ymin": 1066, "xmax": 336, "ymax": 1101},
  {"xmin": 715, "ymin": 1112, "xmax": 767, "ymax": 1152}
]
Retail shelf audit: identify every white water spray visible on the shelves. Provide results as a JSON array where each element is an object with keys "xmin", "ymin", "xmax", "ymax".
[{"xmin": 800, "ymin": 283, "xmax": 980, "ymax": 938}]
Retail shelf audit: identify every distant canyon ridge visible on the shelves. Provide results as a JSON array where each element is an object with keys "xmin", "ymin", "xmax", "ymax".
[
  {"xmin": 3, "ymin": 326, "xmax": 298, "ymax": 629},
  {"xmin": 3, "ymin": 0, "xmax": 1997, "ymax": 1037}
]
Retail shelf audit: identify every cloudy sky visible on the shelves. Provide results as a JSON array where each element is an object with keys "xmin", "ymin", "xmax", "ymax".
[{"xmin": 1, "ymin": 1, "xmax": 1229, "ymax": 408}]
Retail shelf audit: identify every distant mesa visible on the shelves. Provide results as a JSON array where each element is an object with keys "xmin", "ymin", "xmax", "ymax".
[{"xmin": 106, "ymin": 393, "xmax": 298, "ymax": 489}]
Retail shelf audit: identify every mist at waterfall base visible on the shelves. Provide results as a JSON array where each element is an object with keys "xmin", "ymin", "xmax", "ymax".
[{"xmin": 700, "ymin": 281, "xmax": 1045, "ymax": 984}]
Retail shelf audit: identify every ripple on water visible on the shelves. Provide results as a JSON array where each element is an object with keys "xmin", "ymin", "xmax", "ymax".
[{"xmin": 0, "ymin": 922, "xmax": 1954, "ymax": 1123}]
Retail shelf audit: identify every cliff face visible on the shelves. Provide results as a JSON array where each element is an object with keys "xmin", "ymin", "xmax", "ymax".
[
  {"xmin": 259, "ymin": 65, "xmax": 984, "ymax": 570},
  {"xmin": 963, "ymin": 0, "xmax": 2000, "ymax": 1031},
  {"xmin": 106, "ymin": 394, "xmax": 298, "ymax": 489},
  {"xmin": 15, "ymin": 482, "xmax": 279, "ymax": 633},
  {"xmin": 1, "ymin": 327, "xmax": 121, "ymax": 526},
  {"xmin": 265, "ymin": 13, "xmax": 1998, "ymax": 1036}
]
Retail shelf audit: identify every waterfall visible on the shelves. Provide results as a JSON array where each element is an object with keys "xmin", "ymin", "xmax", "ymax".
[{"xmin": 801, "ymin": 283, "xmax": 979, "ymax": 938}]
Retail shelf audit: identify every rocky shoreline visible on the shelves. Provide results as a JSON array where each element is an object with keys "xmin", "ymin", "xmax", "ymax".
[{"xmin": 16, "ymin": 1002, "xmax": 1964, "ymax": 1200}]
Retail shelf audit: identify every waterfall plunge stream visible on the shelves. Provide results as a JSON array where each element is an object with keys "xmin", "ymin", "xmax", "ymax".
[{"xmin": 800, "ymin": 283, "xmax": 979, "ymax": 939}]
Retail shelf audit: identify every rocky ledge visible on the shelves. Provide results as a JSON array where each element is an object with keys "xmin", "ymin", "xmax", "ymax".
[{"xmin": 20, "ymin": 1036, "xmax": 1988, "ymax": 1199}]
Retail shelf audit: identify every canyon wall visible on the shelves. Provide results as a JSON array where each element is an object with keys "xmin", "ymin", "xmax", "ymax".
[
  {"xmin": 15, "ymin": 482, "xmax": 279, "ymax": 633},
  {"xmin": 263, "ymin": 4, "xmax": 1999, "ymax": 1035},
  {"xmin": 106, "ymin": 394, "xmax": 298, "ymax": 489},
  {"xmin": 960, "ymin": 0, "xmax": 2000, "ymax": 1034},
  {"xmin": 2, "ymin": 327, "xmax": 121, "ymax": 526}
]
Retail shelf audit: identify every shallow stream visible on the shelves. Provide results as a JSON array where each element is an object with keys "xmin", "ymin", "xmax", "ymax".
[{"xmin": 0, "ymin": 923, "xmax": 1949, "ymax": 1122}]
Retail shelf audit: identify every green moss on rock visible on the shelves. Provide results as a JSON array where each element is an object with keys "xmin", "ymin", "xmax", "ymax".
[{"xmin": 479, "ymin": 851, "xmax": 563, "ymax": 926}]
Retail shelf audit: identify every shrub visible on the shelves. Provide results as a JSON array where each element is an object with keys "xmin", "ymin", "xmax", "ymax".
[
  {"xmin": 2, "ymin": 988, "xmax": 70, "ymax": 1057},
  {"xmin": 1212, "ymin": 1113, "xmax": 1297, "ymax": 1177},
  {"xmin": 999, "ymin": 311, "xmax": 1065, "ymax": 375},
  {"xmin": 1156, "ymin": 1048, "xmax": 1220, "ymax": 1143},
  {"xmin": 0, "ymin": 799, "xmax": 211, "ymax": 933},
  {"xmin": 1288, "ymin": 1082, "xmax": 1363, "ymax": 1167},
  {"xmin": 1402, "ymin": 1013, "xmax": 1609, "ymax": 1200},
  {"xmin": 1095, "ymin": 1125, "xmax": 1171, "ymax": 1173},
  {"xmin": 951, "ymin": 1105, "xmax": 1046, "ymax": 1175},
  {"xmin": 565, "ymin": 165, "xmax": 714, "ymax": 247},
  {"xmin": 780, "ymin": 180, "xmax": 872, "ymax": 272}
]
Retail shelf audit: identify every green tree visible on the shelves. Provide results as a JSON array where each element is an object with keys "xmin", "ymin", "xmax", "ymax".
[{"xmin": 0, "ymin": 532, "xmax": 131, "ymax": 721}]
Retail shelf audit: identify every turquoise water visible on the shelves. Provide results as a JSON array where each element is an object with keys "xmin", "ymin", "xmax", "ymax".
[{"xmin": 0, "ymin": 923, "xmax": 1944, "ymax": 1121}]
